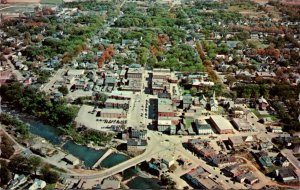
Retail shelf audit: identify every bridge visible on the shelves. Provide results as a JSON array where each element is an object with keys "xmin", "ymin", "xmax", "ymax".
[{"xmin": 91, "ymin": 148, "xmax": 114, "ymax": 169}]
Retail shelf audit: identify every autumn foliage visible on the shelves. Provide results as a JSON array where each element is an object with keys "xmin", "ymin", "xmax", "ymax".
[{"xmin": 97, "ymin": 45, "xmax": 114, "ymax": 68}]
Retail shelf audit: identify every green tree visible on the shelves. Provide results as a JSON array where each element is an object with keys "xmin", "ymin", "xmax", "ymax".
[
  {"xmin": 28, "ymin": 156, "xmax": 42, "ymax": 175},
  {"xmin": 41, "ymin": 164, "xmax": 60, "ymax": 184},
  {"xmin": 58, "ymin": 86, "xmax": 69, "ymax": 96},
  {"xmin": 0, "ymin": 160, "xmax": 12, "ymax": 186}
]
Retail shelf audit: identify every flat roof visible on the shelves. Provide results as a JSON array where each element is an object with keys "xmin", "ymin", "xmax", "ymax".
[
  {"xmin": 210, "ymin": 115, "xmax": 234, "ymax": 131},
  {"xmin": 101, "ymin": 108, "xmax": 126, "ymax": 114},
  {"xmin": 105, "ymin": 98, "xmax": 130, "ymax": 104},
  {"xmin": 67, "ymin": 69, "xmax": 85, "ymax": 76}
]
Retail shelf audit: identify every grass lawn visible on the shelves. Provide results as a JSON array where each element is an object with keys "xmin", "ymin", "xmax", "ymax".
[
  {"xmin": 251, "ymin": 109, "xmax": 278, "ymax": 121},
  {"xmin": 185, "ymin": 117, "xmax": 193, "ymax": 128}
]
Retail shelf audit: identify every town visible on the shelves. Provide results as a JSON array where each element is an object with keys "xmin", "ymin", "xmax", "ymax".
[{"xmin": 0, "ymin": 0, "xmax": 300, "ymax": 189}]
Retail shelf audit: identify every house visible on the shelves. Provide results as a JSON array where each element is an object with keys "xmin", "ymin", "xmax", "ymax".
[
  {"xmin": 228, "ymin": 136, "xmax": 256, "ymax": 151},
  {"xmin": 100, "ymin": 108, "xmax": 127, "ymax": 118},
  {"xmin": 28, "ymin": 179, "xmax": 46, "ymax": 190},
  {"xmin": 64, "ymin": 154, "xmax": 80, "ymax": 166},
  {"xmin": 209, "ymin": 115, "xmax": 234, "ymax": 134},
  {"xmin": 195, "ymin": 119, "xmax": 213, "ymax": 135},
  {"xmin": 268, "ymin": 125, "xmax": 283, "ymax": 133},
  {"xmin": 257, "ymin": 96, "xmax": 269, "ymax": 111},
  {"xmin": 127, "ymin": 138, "xmax": 147, "ymax": 152},
  {"xmin": 198, "ymin": 95, "xmax": 207, "ymax": 108},
  {"xmin": 274, "ymin": 168, "xmax": 299, "ymax": 183},
  {"xmin": 274, "ymin": 153, "xmax": 290, "ymax": 167},
  {"xmin": 8, "ymin": 174, "xmax": 28, "ymax": 190},
  {"xmin": 101, "ymin": 177, "xmax": 120, "ymax": 189},
  {"xmin": 162, "ymin": 155, "xmax": 175, "ymax": 168},
  {"xmin": 254, "ymin": 151, "xmax": 273, "ymax": 169}
]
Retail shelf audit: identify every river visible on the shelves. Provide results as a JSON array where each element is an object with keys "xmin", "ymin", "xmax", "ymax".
[{"xmin": 4, "ymin": 110, "xmax": 129, "ymax": 168}]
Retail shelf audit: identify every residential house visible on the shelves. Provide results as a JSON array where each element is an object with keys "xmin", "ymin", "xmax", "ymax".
[
  {"xmin": 274, "ymin": 168, "xmax": 299, "ymax": 183},
  {"xmin": 257, "ymin": 96, "xmax": 269, "ymax": 111},
  {"xmin": 28, "ymin": 179, "xmax": 46, "ymax": 190}
]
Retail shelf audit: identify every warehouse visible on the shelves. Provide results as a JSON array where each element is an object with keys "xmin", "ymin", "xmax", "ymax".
[{"xmin": 209, "ymin": 115, "xmax": 234, "ymax": 134}]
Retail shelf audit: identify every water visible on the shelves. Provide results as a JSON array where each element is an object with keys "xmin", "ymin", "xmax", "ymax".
[
  {"xmin": 100, "ymin": 152, "xmax": 129, "ymax": 168},
  {"xmin": 4, "ymin": 110, "xmax": 128, "ymax": 168},
  {"xmin": 62, "ymin": 141, "xmax": 106, "ymax": 168}
]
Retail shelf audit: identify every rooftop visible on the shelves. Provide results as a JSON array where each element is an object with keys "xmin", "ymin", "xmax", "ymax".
[{"xmin": 210, "ymin": 115, "xmax": 234, "ymax": 131}]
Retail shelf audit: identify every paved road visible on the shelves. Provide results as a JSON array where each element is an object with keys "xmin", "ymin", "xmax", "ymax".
[{"xmin": 40, "ymin": 68, "xmax": 66, "ymax": 93}]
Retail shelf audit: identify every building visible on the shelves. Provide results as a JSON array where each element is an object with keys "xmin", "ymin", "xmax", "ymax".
[
  {"xmin": 195, "ymin": 119, "xmax": 213, "ymax": 135},
  {"xmin": 67, "ymin": 69, "xmax": 85, "ymax": 76},
  {"xmin": 8, "ymin": 174, "xmax": 28, "ymax": 190},
  {"xmin": 109, "ymin": 90, "xmax": 132, "ymax": 100},
  {"xmin": 64, "ymin": 154, "xmax": 80, "ymax": 166},
  {"xmin": 29, "ymin": 179, "xmax": 46, "ymax": 190},
  {"xmin": 105, "ymin": 76, "xmax": 117, "ymax": 86},
  {"xmin": 209, "ymin": 92, "xmax": 218, "ymax": 111},
  {"xmin": 275, "ymin": 168, "xmax": 299, "ymax": 183},
  {"xmin": 158, "ymin": 98, "xmax": 175, "ymax": 117},
  {"xmin": 209, "ymin": 115, "xmax": 234, "ymax": 134},
  {"xmin": 257, "ymin": 96, "xmax": 269, "ymax": 111},
  {"xmin": 100, "ymin": 108, "xmax": 127, "ymax": 118},
  {"xmin": 127, "ymin": 138, "xmax": 147, "ymax": 152},
  {"xmin": 153, "ymin": 68, "xmax": 171, "ymax": 80},
  {"xmin": 209, "ymin": 153, "xmax": 237, "ymax": 167},
  {"xmin": 130, "ymin": 129, "xmax": 147, "ymax": 140},
  {"xmin": 228, "ymin": 136, "xmax": 256, "ymax": 151},
  {"xmin": 127, "ymin": 67, "xmax": 143, "ymax": 78},
  {"xmin": 101, "ymin": 177, "xmax": 120, "ymax": 189},
  {"xmin": 105, "ymin": 99, "xmax": 130, "ymax": 109},
  {"xmin": 183, "ymin": 94, "xmax": 193, "ymax": 109},
  {"xmin": 162, "ymin": 155, "xmax": 175, "ymax": 168},
  {"xmin": 232, "ymin": 118, "xmax": 254, "ymax": 132},
  {"xmin": 183, "ymin": 167, "xmax": 222, "ymax": 189}
]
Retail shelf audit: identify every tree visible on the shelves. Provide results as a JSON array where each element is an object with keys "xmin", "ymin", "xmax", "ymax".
[
  {"xmin": 0, "ymin": 135, "xmax": 14, "ymax": 159},
  {"xmin": 58, "ymin": 86, "xmax": 69, "ymax": 95},
  {"xmin": 28, "ymin": 156, "xmax": 42, "ymax": 175},
  {"xmin": 41, "ymin": 164, "xmax": 60, "ymax": 184},
  {"xmin": 8, "ymin": 155, "xmax": 32, "ymax": 174},
  {"xmin": 226, "ymin": 75, "xmax": 237, "ymax": 88},
  {"xmin": 0, "ymin": 160, "xmax": 12, "ymax": 186}
]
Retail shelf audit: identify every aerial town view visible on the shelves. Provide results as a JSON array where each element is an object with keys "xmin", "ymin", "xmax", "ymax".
[{"xmin": 0, "ymin": 0, "xmax": 300, "ymax": 189}]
